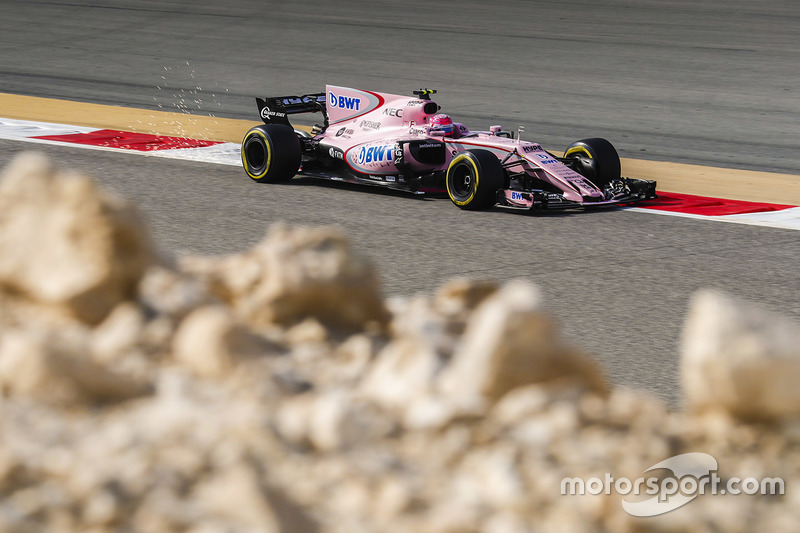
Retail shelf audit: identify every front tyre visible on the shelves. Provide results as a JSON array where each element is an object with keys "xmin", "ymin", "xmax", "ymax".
[
  {"xmin": 446, "ymin": 149, "xmax": 504, "ymax": 210},
  {"xmin": 564, "ymin": 138, "xmax": 621, "ymax": 189},
  {"xmin": 241, "ymin": 124, "xmax": 301, "ymax": 183}
]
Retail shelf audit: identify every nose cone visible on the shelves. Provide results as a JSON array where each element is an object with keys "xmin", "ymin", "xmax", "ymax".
[
  {"xmin": 582, "ymin": 189, "xmax": 606, "ymax": 202},
  {"xmin": 570, "ymin": 180, "xmax": 605, "ymax": 202}
]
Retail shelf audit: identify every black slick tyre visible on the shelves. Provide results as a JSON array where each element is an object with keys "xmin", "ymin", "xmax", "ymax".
[
  {"xmin": 446, "ymin": 149, "xmax": 504, "ymax": 210},
  {"xmin": 241, "ymin": 124, "xmax": 301, "ymax": 183},
  {"xmin": 563, "ymin": 137, "xmax": 621, "ymax": 188}
]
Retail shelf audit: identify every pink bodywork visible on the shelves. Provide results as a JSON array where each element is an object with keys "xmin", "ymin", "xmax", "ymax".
[{"xmin": 318, "ymin": 85, "xmax": 607, "ymax": 204}]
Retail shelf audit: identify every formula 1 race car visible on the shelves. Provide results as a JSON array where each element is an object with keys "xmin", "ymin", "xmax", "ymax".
[{"xmin": 241, "ymin": 85, "xmax": 656, "ymax": 211}]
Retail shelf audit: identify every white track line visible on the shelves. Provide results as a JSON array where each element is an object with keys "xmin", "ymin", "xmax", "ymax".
[{"xmin": 628, "ymin": 206, "xmax": 800, "ymax": 231}]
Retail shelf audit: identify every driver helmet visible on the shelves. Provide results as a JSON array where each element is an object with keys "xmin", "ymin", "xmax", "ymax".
[{"xmin": 429, "ymin": 113, "xmax": 455, "ymax": 136}]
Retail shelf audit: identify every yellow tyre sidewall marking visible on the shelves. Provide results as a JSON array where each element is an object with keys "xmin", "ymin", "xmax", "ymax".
[
  {"xmin": 565, "ymin": 146, "xmax": 592, "ymax": 159},
  {"xmin": 242, "ymin": 130, "xmax": 271, "ymax": 180},
  {"xmin": 447, "ymin": 153, "xmax": 480, "ymax": 206}
]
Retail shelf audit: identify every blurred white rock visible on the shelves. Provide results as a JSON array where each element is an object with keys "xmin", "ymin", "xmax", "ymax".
[{"xmin": 682, "ymin": 289, "xmax": 800, "ymax": 420}]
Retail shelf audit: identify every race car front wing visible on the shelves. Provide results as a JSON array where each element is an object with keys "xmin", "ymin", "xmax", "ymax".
[{"xmin": 499, "ymin": 178, "xmax": 657, "ymax": 211}]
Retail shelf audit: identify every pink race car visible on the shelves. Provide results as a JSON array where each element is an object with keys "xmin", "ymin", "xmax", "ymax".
[{"xmin": 241, "ymin": 85, "xmax": 656, "ymax": 211}]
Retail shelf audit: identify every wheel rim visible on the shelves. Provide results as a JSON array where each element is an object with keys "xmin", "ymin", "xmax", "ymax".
[
  {"xmin": 451, "ymin": 163, "xmax": 474, "ymax": 198},
  {"xmin": 244, "ymin": 136, "xmax": 267, "ymax": 174}
]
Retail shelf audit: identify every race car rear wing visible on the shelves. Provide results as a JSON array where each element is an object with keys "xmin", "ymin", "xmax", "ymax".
[{"xmin": 256, "ymin": 93, "xmax": 327, "ymax": 126}]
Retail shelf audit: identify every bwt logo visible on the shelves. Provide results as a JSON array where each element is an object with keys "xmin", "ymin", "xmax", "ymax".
[
  {"xmin": 329, "ymin": 92, "xmax": 361, "ymax": 111},
  {"xmin": 357, "ymin": 145, "xmax": 393, "ymax": 165},
  {"xmin": 511, "ymin": 191, "xmax": 525, "ymax": 201}
]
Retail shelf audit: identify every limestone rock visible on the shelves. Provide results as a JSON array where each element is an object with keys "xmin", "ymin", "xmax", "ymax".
[
  {"xmin": 682, "ymin": 289, "xmax": 800, "ymax": 420},
  {"xmin": 285, "ymin": 318, "xmax": 329, "ymax": 347},
  {"xmin": 433, "ymin": 277, "xmax": 498, "ymax": 317},
  {"xmin": 182, "ymin": 225, "xmax": 388, "ymax": 330},
  {"xmin": 89, "ymin": 301, "xmax": 155, "ymax": 384},
  {"xmin": 0, "ymin": 327, "xmax": 152, "ymax": 406},
  {"xmin": 90, "ymin": 302, "xmax": 146, "ymax": 361},
  {"xmin": 388, "ymin": 295, "xmax": 455, "ymax": 358},
  {"xmin": 358, "ymin": 337, "xmax": 459, "ymax": 429},
  {"xmin": 192, "ymin": 461, "xmax": 318, "ymax": 532},
  {"xmin": 360, "ymin": 338, "xmax": 443, "ymax": 412},
  {"xmin": 178, "ymin": 252, "xmax": 262, "ymax": 306},
  {"xmin": 388, "ymin": 279, "xmax": 497, "ymax": 355},
  {"xmin": 274, "ymin": 389, "xmax": 393, "ymax": 451},
  {"xmin": 138, "ymin": 265, "xmax": 212, "ymax": 319},
  {"xmin": 0, "ymin": 153, "xmax": 155, "ymax": 324},
  {"xmin": 2, "ymin": 154, "xmax": 800, "ymax": 533},
  {"xmin": 329, "ymin": 333, "xmax": 378, "ymax": 383},
  {"xmin": 172, "ymin": 306, "xmax": 274, "ymax": 378},
  {"xmin": 438, "ymin": 280, "xmax": 607, "ymax": 411}
]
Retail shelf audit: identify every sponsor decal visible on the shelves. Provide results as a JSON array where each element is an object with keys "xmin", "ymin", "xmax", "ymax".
[
  {"xmin": 536, "ymin": 153, "xmax": 558, "ymax": 164},
  {"xmin": 260, "ymin": 107, "xmax": 286, "ymax": 120},
  {"xmin": 326, "ymin": 86, "xmax": 384, "ymax": 123},
  {"xmin": 382, "ymin": 108, "xmax": 403, "ymax": 117},
  {"xmin": 409, "ymin": 127, "xmax": 427, "ymax": 135},
  {"xmin": 359, "ymin": 120, "xmax": 381, "ymax": 130},
  {"xmin": 335, "ymin": 127, "xmax": 354, "ymax": 138},
  {"xmin": 571, "ymin": 178, "xmax": 595, "ymax": 191},
  {"xmin": 328, "ymin": 147, "xmax": 344, "ymax": 160},
  {"xmin": 357, "ymin": 145, "xmax": 393, "ymax": 165},
  {"xmin": 385, "ymin": 175, "xmax": 396, "ymax": 182},
  {"xmin": 280, "ymin": 95, "xmax": 327, "ymax": 106},
  {"xmin": 406, "ymin": 100, "xmax": 425, "ymax": 106},
  {"xmin": 522, "ymin": 144, "xmax": 542, "ymax": 153},
  {"xmin": 511, "ymin": 191, "xmax": 526, "ymax": 201},
  {"xmin": 417, "ymin": 143, "xmax": 440, "ymax": 149},
  {"xmin": 329, "ymin": 92, "xmax": 362, "ymax": 111}
]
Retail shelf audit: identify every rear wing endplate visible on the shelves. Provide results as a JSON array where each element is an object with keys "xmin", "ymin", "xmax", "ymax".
[{"xmin": 256, "ymin": 93, "xmax": 327, "ymax": 126}]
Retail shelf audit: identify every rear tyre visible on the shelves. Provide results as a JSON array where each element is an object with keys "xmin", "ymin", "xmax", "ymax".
[
  {"xmin": 564, "ymin": 138, "xmax": 621, "ymax": 188},
  {"xmin": 446, "ymin": 149, "xmax": 504, "ymax": 210},
  {"xmin": 241, "ymin": 124, "xmax": 301, "ymax": 182}
]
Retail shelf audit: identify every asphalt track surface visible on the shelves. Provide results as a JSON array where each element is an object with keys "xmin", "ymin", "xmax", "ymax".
[{"xmin": 1, "ymin": 0, "xmax": 799, "ymax": 407}]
